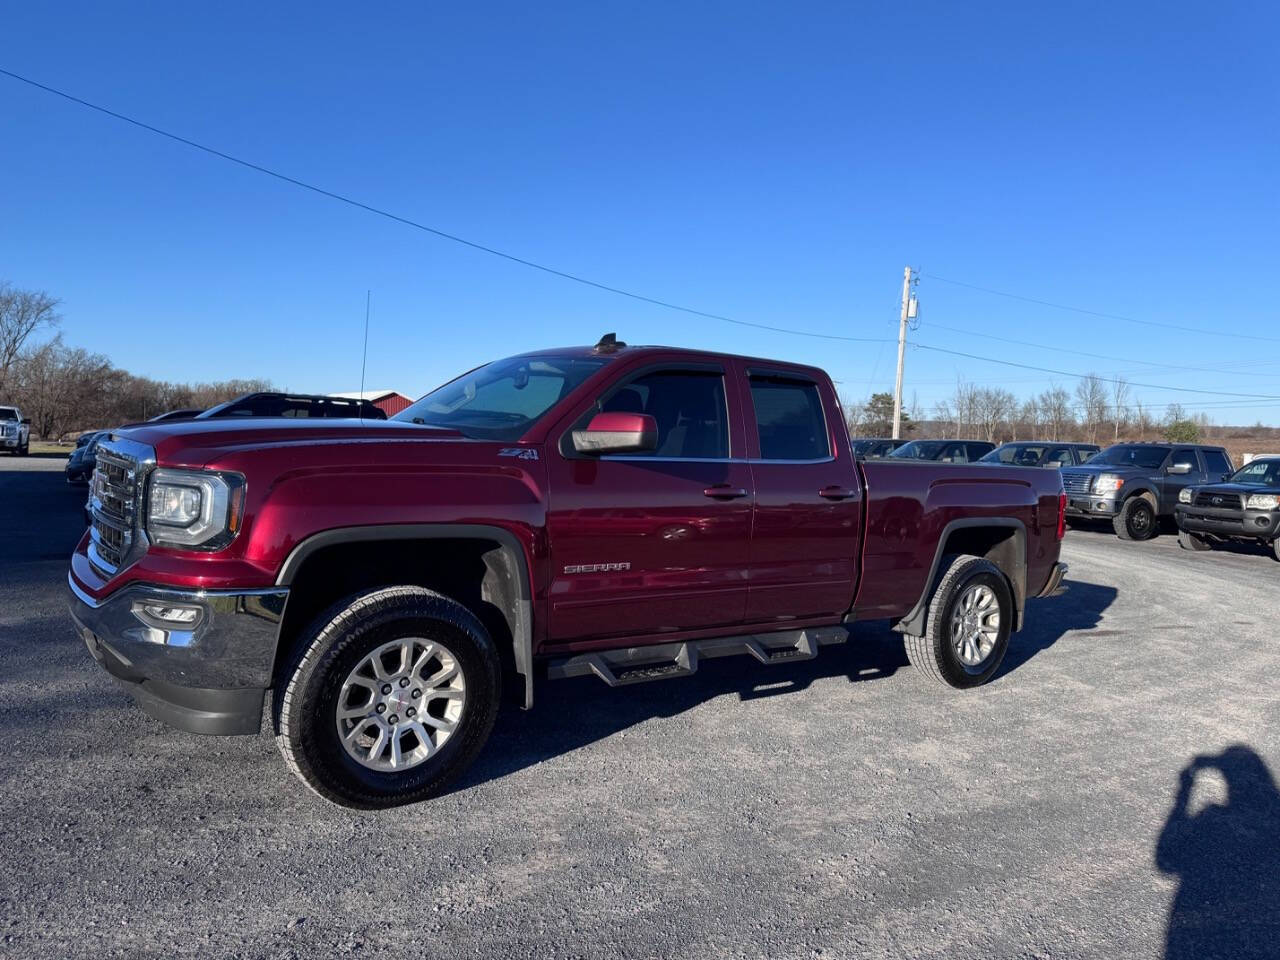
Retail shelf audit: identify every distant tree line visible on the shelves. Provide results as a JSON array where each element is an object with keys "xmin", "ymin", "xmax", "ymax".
[
  {"xmin": 0, "ymin": 280, "xmax": 272, "ymax": 440},
  {"xmin": 846, "ymin": 374, "xmax": 1220, "ymax": 447}
]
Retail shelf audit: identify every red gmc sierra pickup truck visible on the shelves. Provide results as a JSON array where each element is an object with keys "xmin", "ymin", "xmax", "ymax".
[{"xmin": 68, "ymin": 338, "xmax": 1068, "ymax": 808}]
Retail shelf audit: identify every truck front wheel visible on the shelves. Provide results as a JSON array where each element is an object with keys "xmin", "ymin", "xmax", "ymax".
[
  {"xmin": 1113, "ymin": 496, "xmax": 1157, "ymax": 541},
  {"xmin": 904, "ymin": 555, "xmax": 1012, "ymax": 689},
  {"xmin": 275, "ymin": 586, "xmax": 502, "ymax": 808}
]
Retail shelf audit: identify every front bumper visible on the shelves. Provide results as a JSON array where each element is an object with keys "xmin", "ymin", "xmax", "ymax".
[
  {"xmin": 1175, "ymin": 505, "xmax": 1280, "ymax": 540},
  {"xmin": 1065, "ymin": 493, "xmax": 1119, "ymax": 517},
  {"xmin": 67, "ymin": 575, "xmax": 288, "ymax": 735}
]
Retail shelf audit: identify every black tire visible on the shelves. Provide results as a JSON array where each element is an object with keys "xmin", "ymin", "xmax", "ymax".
[
  {"xmin": 1272, "ymin": 539, "xmax": 1280, "ymax": 563},
  {"xmin": 18, "ymin": 441, "xmax": 28, "ymax": 456},
  {"xmin": 1178, "ymin": 530, "xmax": 1214, "ymax": 552},
  {"xmin": 275, "ymin": 586, "xmax": 501, "ymax": 809},
  {"xmin": 903, "ymin": 554, "xmax": 1013, "ymax": 689},
  {"xmin": 1113, "ymin": 496, "xmax": 1157, "ymax": 541}
]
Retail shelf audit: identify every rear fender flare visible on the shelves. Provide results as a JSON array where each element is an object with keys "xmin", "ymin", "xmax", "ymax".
[{"xmin": 896, "ymin": 518, "xmax": 1027, "ymax": 636}]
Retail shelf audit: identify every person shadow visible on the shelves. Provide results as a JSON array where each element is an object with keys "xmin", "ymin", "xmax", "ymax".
[{"xmin": 1155, "ymin": 745, "xmax": 1280, "ymax": 959}]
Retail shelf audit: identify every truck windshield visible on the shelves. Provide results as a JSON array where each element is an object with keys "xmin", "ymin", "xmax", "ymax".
[
  {"xmin": 0, "ymin": 408, "xmax": 17, "ymax": 421},
  {"xmin": 394, "ymin": 355, "xmax": 607, "ymax": 441},
  {"xmin": 1089, "ymin": 445, "xmax": 1170, "ymax": 469},
  {"xmin": 889, "ymin": 440, "xmax": 946, "ymax": 459},
  {"xmin": 1229, "ymin": 459, "xmax": 1280, "ymax": 486}
]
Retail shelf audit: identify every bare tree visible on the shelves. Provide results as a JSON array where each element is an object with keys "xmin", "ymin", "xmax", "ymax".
[
  {"xmin": 0, "ymin": 282, "xmax": 61, "ymax": 393},
  {"xmin": 1037, "ymin": 384, "xmax": 1074, "ymax": 441},
  {"xmin": 950, "ymin": 379, "xmax": 978, "ymax": 438},
  {"xmin": 1134, "ymin": 398, "xmax": 1155, "ymax": 441},
  {"xmin": 1018, "ymin": 396, "xmax": 1041, "ymax": 441},
  {"xmin": 1110, "ymin": 375, "xmax": 1130, "ymax": 441},
  {"xmin": 974, "ymin": 387, "xmax": 1017, "ymax": 443},
  {"xmin": 1075, "ymin": 374, "xmax": 1108, "ymax": 444}
]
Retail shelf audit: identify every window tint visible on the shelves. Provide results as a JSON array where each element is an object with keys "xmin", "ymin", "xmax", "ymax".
[
  {"xmin": 1044, "ymin": 447, "xmax": 1073, "ymax": 466},
  {"xmin": 1170, "ymin": 448, "xmax": 1198, "ymax": 471},
  {"xmin": 944, "ymin": 443, "xmax": 970, "ymax": 463},
  {"xmin": 1076, "ymin": 447, "xmax": 1100, "ymax": 463},
  {"xmin": 749, "ymin": 378, "xmax": 830, "ymax": 460},
  {"xmin": 1203, "ymin": 449, "xmax": 1232, "ymax": 475},
  {"xmin": 599, "ymin": 370, "xmax": 728, "ymax": 459}
]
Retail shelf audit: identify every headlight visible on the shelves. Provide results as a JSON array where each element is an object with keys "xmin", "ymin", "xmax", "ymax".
[
  {"xmin": 1095, "ymin": 473, "xmax": 1125, "ymax": 495},
  {"xmin": 1246, "ymin": 493, "xmax": 1280, "ymax": 511},
  {"xmin": 1179, "ymin": 487, "xmax": 1193, "ymax": 504},
  {"xmin": 146, "ymin": 468, "xmax": 245, "ymax": 549}
]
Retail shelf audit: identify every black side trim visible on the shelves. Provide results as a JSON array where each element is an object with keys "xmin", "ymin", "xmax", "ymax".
[
  {"xmin": 274, "ymin": 524, "xmax": 536, "ymax": 709},
  {"xmin": 895, "ymin": 518, "xmax": 1028, "ymax": 636}
]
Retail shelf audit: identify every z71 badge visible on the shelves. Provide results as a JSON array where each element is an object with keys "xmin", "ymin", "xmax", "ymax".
[
  {"xmin": 564, "ymin": 562, "xmax": 632, "ymax": 574},
  {"xmin": 498, "ymin": 448, "xmax": 539, "ymax": 460}
]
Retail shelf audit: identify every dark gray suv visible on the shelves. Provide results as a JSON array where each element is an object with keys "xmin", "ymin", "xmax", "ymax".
[{"xmin": 1061, "ymin": 442, "xmax": 1234, "ymax": 540}]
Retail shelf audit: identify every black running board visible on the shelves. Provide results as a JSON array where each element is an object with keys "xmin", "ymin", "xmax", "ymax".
[{"xmin": 545, "ymin": 626, "xmax": 849, "ymax": 688}]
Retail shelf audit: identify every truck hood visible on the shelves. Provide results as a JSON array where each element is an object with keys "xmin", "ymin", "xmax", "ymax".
[
  {"xmin": 1189, "ymin": 481, "xmax": 1280, "ymax": 496},
  {"xmin": 114, "ymin": 417, "xmax": 468, "ymax": 468}
]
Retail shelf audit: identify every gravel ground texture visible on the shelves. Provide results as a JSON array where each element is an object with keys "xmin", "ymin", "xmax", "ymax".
[{"xmin": 1, "ymin": 455, "xmax": 1277, "ymax": 959}]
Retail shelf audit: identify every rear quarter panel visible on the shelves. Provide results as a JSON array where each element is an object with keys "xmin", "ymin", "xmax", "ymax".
[{"xmin": 853, "ymin": 460, "xmax": 1063, "ymax": 621}]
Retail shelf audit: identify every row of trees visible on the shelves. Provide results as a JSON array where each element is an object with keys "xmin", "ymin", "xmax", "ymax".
[
  {"xmin": 845, "ymin": 375, "xmax": 1211, "ymax": 446},
  {"xmin": 1, "ymin": 281, "xmax": 271, "ymax": 440}
]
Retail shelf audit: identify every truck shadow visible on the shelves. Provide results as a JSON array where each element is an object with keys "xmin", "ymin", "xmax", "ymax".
[
  {"xmin": 1155, "ymin": 745, "xmax": 1280, "ymax": 959},
  {"xmin": 453, "ymin": 577, "xmax": 1117, "ymax": 794}
]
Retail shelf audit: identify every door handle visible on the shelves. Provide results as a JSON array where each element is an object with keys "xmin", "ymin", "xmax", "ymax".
[
  {"xmin": 818, "ymin": 485, "xmax": 856, "ymax": 500},
  {"xmin": 703, "ymin": 485, "xmax": 749, "ymax": 500}
]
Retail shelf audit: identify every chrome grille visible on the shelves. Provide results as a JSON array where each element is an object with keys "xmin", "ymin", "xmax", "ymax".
[
  {"xmin": 1194, "ymin": 491, "xmax": 1242, "ymax": 509},
  {"xmin": 88, "ymin": 438, "xmax": 153, "ymax": 576},
  {"xmin": 1061, "ymin": 472, "xmax": 1093, "ymax": 494}
]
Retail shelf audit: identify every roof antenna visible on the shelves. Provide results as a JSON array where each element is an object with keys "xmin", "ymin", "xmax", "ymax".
[
  {"xmin": 359, "ymin": 290, "xmax": 371, "ymax": 421},
  {"xmin": 594, "ymin": 332, "xmax": 625, "ymax": 354}
]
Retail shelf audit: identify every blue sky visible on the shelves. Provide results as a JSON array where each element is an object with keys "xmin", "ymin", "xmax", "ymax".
[{"xmin": 2, "ymin": 2, "xmax": 1277, "ymax": 422}]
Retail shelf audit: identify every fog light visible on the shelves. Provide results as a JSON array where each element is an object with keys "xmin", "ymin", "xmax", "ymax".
[
  {"xmin": 132, "ymin": 601, "xmax": 203, "ymax": 629},
  {"xmin": 1257, "ymin": 517, "xmax": 1271, "ymax": 528}
]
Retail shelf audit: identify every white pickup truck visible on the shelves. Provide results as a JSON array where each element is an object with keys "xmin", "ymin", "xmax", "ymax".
[{"xmin": 0, "ymin": 405, "xmax": 31, "ymax": 456}]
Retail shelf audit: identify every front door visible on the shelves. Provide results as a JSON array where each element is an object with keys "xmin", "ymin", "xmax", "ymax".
[
  {"xmin": 1161, "ymin": 448, "xmax": 1202, "ymax": 511},
  {"xmin": 544, "ymin": 364, "xmax": 753, "ymax": 645}
]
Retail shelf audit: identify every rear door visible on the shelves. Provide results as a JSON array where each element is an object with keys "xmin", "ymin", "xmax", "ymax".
[
  {"xmin": 737, "ymin": 363, "xmax": 863, "ymax": 623},
  {"xmin": 543, "ymin": 361, "xmax": 753, "ymax": 644}
]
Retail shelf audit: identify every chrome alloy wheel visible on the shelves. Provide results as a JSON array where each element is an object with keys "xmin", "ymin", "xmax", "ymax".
[
  {"xmin": 335, "ymin": 637, "xmax": 466, "ymax": 772},
  {"xmin": 949, "ymin": 583, "xmax": 1001, "ymax": 668}
]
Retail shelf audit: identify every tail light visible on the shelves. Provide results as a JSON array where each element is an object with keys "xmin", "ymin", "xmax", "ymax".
[{"xmin": 1056, "ymin": 491, "xmax": 1067, "ymax": 540}]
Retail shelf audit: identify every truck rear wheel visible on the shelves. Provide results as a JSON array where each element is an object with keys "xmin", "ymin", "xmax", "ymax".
[
  {"xmin": 275, "ymin": 586, "xmax": 501, "ymax": 809},
  {"xmin": 1113, "ymin": 496, "xmax": 1156, "ymax": 541},
  {"xmin": 904, "ymin": 555, "xmax": 1012, "ymax": 689}
]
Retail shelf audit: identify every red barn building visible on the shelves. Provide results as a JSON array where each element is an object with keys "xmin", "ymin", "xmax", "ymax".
[{"xmin": 328, "ymin": 390, "xmax": 414, "ymax": 417}]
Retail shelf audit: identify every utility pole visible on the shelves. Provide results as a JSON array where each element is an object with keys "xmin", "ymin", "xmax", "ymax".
[{"xmin": 892, "ymin": 266, "xmax": 918, "ymax": 439}]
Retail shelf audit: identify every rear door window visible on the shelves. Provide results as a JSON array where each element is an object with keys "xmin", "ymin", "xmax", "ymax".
[
  {"xmin": 1170, "ymin": 448, "xmax": 1199, "ymax": 472},
  {"xmin": 749, "ymin": 377, "xmax": 830, "ymax": 461}
]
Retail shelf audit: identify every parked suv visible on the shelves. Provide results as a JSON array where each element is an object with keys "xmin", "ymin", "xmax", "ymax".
[
  {"xmin": 1061, "ymin": 442, "xmax": 1233, "ymax": 540},
  {"xmin": 1174, "ymin": 456, "xmax": 1280, "ymax": 560},
  {"xmin": 0, "ymin": 405, "xmax": 31, "ymax": 456},
  {"xmin": 888, "ymin": 439, "xmax": 995, "ymax": 463},
  {"xmin": 979, "ymin": 441, "xmax": 1099, "ymax": 468}
]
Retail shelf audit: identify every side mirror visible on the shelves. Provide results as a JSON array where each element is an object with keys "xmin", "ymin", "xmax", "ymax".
[
  {"xmin": 1046, "ymin": 461, "xmax": 1064, "ymax": 468},
  {"xmin": 1167, "ymin": 462, "xmax": 1192, "ymax": 475},
  {"xmin": 572, "ymin": 412, "xmax": 658, "ymax": 455},
  {"xmin": 21, "ymin": 418, "xmax": 31, "ymax": 426}
]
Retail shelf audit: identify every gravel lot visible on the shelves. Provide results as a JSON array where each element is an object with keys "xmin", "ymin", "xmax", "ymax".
[{"xmin": 1, "ymin": 455, "xmax": 1277, "ymax": 960}]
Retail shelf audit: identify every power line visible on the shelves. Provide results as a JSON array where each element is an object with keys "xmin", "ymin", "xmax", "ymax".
[
  {"xmin": 906, "ymin": 343, "xmax": 1280, "ymax": 399},
  {"xmin": 0, "ymin": 66, "xmax": 898, "ymax": 347},
  {"xmin": 920, "ymin": 319, "xmax": 1279, "ymax": 380},
  {"xmin": 922, "ymin": 272, "xmax": 1280, "ymax": 344}
]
